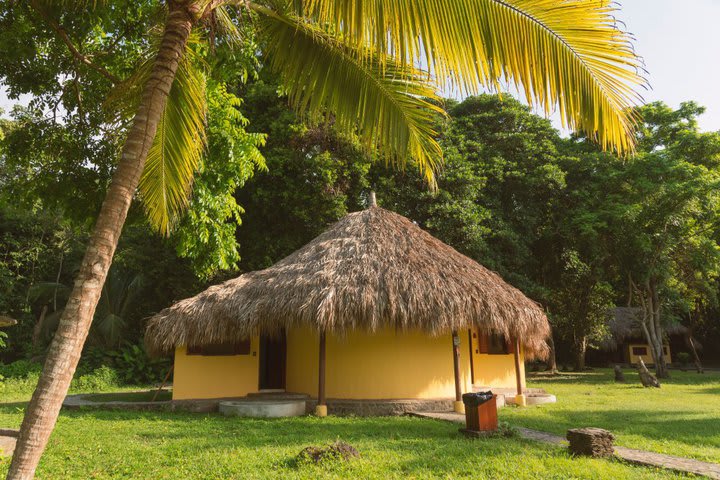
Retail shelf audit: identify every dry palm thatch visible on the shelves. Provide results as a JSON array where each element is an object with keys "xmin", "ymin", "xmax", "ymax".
[
  {"xmin": 601, "ymin": 307, "xmax": 696, "ymax": 351},
  {"xmin": 146, "ymin": 206, "xmax": 550, "ymax": 358}
]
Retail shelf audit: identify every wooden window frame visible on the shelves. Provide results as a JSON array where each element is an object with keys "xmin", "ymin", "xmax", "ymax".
[
  {"xmin": 632, "ymin": 346, "xmax": 648, "ymax": 356},
  {"xmin": 477, "ymin": 333, "xmax": 510, "ymax": 355},
  {"xmin": 187, "ymin": 339, "xmax": 251, "ymax": 356}
]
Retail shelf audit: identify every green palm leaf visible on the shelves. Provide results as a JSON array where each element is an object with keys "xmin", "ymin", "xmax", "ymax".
[
  {"xmin": 105, "ymin": 38, "xmax": 208, "ymax": 236},
  {"xmin": 294, "ymin": 0, "xmax": 646, "ymax": 153},
  {"xmin": 139, "ymin": 50, "xmax": 207, "ymax": 236},
  {"xmin": 255, "ymin": 5, "xmax": 444, "ymax": 185}
]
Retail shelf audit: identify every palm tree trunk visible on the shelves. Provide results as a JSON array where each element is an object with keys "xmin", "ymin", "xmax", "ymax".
[{"xmin": 7, "ymin": 5, "xmax": 198, "ymax": 478}]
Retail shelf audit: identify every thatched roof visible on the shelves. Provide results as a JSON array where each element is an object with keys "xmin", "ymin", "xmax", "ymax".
[
  {"xmin": 601, "ymin": 307, "xmax": 694, "ymax": 351},
  {"xmin": 145, "ymin": 206, "xmax": 550, "ymax": 359}
]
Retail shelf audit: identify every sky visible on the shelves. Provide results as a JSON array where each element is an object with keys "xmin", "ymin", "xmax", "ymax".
[
  {"xmin": 609, "ymin": 0, "xmax": 720, "ymax": 132},
  {"xmin": 2, "ymin": 1, "xmax": 720, "ymax": 132}
]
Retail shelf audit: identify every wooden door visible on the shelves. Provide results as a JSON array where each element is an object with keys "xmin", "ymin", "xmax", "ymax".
[{"xmin": 259, "ymin": 331, "xmax": 286, "ymax": 390}]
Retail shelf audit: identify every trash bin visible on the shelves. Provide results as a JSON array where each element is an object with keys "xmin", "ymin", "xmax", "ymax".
[{"xmin": 462, "ymin": 392, "xmax": 498, "ymax": 432}]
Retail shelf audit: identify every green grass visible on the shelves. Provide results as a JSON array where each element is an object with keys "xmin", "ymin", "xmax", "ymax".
[
  {"xmin": 0, "ymin": 410, "xmax": 690, "ymax": 479},
  {"xmin": 83, "ymin": 390, "xmax": 172, "ymax": 403},
  {"xmin": 0, "ymin": 368, "xmax": 715, "ymax": 478},
  {"xmin": 503, "ymin": 368, "xmax": 720, "ymax": 463}
]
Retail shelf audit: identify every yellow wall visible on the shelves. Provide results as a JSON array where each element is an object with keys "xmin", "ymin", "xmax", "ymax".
[
  {"xmin": 285, "ymin": 327, "xmax": 318, "ymax": 397},
  {"xmin": 628, "ymin": 343, "xmax": 671, "ymax": 365},
  {"xmin": 469, "ymin": 330, "xmax": 525, "ymax": 390},
  {"xmin": 173, "ymin": 327, "xmax": 525, "ymax": 400},
  {"xmin": 172, "ymin": 340, "xmax": 259, "ymax": 400},
  {"xmin": 287, "ymin": 327, "xmax": 473, "ymax": 399}
]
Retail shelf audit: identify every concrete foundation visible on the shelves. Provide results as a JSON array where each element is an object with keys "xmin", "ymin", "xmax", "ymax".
[
  {"xmin": 219, "ymin": 399, "xmax": 306, "ymax": 418},
  {"xmin": 505, "ymin": 393, "xmax": 557, "ymax": 406}
]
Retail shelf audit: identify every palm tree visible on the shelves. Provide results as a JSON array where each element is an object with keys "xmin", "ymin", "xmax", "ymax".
[{"xmin": 9, "ymin": 0, "xmax": 645, "ymax": 477}]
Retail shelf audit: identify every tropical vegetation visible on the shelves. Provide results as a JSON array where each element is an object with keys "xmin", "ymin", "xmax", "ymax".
[{"xmin": 3, "ymin": 0, "xmax": 718, "ymax": 477}]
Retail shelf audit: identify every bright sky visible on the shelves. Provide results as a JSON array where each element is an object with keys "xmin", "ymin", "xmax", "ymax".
[
  {"xmin": 2, "ymin": 1, "xmax": 720, "ymax": 132},
  {"xmin": 608, "ymin": 0, "xmax": 720, "ymax": 132}
]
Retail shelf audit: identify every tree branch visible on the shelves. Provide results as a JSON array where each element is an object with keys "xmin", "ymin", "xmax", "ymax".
[{"xmin": 29, "ymin": 0, "xmax": 121, "ymax": 84}]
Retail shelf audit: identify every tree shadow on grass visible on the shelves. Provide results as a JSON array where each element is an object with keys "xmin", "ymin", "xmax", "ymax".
[
  {"xmin": 697, "ymin": 386, "xmax": 720, "ymax": 395},
  {"xmin": 54, "ymin": 409, "xmax": 464, "ymax": 451},
  {"xmin": 53, "ymin": 411, "xmax": 605, "ymax": 479},
  {"xmin": 507, "ymin": 408, "xmax": 720, "ymax": 453},
  {"xmin": 0, "ymin": 402, "xmax": 27, "ymax": 411},
  {"xmin": 529, "ymin": 369, "xmax": 720, "ymax": 387}
]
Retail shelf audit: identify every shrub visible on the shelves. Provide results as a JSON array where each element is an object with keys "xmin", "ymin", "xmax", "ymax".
[
  {"xmin": 676, "ymin": 352, "xmax": 691, "ymax": 368},
  {"xmin": 107, "ymin": 344, "xmax": 169, "ymax": 385},
  {"xmin": 0, "ymin": 359, "xmax": 42, "ymax": 379},
  {"xmin": 79, "ymin": 343, "xmax": 169, "ymax": 386},
  {"xmin": 71, "ymin": 365, "xmax": 120, "ymax": 392}
]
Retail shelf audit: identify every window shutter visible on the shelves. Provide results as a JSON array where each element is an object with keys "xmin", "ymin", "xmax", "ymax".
[{"xmin": 478, "ymin": 333, "xmax": 489, "ymax": 354}]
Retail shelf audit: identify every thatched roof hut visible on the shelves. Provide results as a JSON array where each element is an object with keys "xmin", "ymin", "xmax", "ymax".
[
  {"xmin": 602, "ymin": 307, "xmax": 698, "ymax": 351},
  {"xmin": 146, "ymin": 204, "xmax": 549, "ymax": 360}
]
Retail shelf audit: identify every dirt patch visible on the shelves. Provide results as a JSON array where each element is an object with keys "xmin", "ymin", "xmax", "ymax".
[{"xmin": 297, "ymin": 441, "xmax": 360, "ymax": 464}]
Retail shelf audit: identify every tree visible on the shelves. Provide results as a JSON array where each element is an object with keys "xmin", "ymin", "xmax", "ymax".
[
  {"xmin": 562, "ymin": 102, "xmax": 720, "ymax": 377},
  {"xmin": 550, "ymin": 251, "xmax": 614, "ymax": 371},
  {"xmin": 374, "ymin": 94, "xmax": 567, "ymax": 298},
  {"xmin": 235, "ymin": 77, "xmax": 372, "ymax": 270},
  {"xmin": 4, "ymin": 1, "xmax": 645, "ymax": 477}
]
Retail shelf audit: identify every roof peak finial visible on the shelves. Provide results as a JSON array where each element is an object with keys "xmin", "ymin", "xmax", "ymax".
[{"xmin": 369, "ymin": 191, "xmax": 377, "ymax": 208}]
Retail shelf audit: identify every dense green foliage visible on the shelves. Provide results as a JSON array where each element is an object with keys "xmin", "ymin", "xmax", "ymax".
[
  {"xmin": 5, "ymin": 87, "xmax": 720, "ymax": 374},
  {"xmin": 1, "ymin": 0, "xmax": 716, "ymax": 385},
  {"xmin": 2, "ymin": 9, "xmax": 720, "ymax": 375},
  {"xmin": 235, "ymin": 78, "xmax": 372, "ymax": 271}
]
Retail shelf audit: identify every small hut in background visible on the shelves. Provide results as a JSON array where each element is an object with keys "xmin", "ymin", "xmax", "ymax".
[
  {"xmin": 146, "ymin": 198, "xmax": 549, "ymax": 415},
  {"xmin": 596, "ymin": 307, "xmax": 700, "ymax": 366}
]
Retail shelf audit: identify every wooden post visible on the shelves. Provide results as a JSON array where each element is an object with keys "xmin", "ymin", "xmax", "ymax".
[
  {"xmin": 467, "ymin": 330, "xmax": 475, "ymax": 385},
  {"xmin": 315, "ymin": 331, "xmax": 327, "ymax": 416},
  {"xmin": 452, "ymin": 330, "xmax": 464, "ymax": 413},
  {"xmin": 513, "ymin": 338, "xmax": 527, "ymax": 406}
]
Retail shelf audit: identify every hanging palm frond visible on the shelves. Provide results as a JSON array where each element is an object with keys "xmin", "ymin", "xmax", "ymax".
[
  {"xmin": 255, "ymin": 5, "xmax": 444, "ymax": 186},
  {"xmin": 294, "ymin": 0, "xmax": 646, "ymax": 153},
  {"xmin": 105, "ymin": 36, "xmax": 208, "ymax": 236},
  {"xmin": 139, "ymin": 47, "xmax": 208, "ymax": 236}
]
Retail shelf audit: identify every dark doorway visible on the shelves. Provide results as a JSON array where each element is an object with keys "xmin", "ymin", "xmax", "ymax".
[{"xmin": 259, "ymin": 331, "xmax": 286, "ymax": 390}]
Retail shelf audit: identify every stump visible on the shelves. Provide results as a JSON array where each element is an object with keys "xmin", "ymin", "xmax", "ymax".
[
  {"xmin": 637, "ymin": 358, "xmax": 660, "ymax": 388},
  {"xmin": 567, "ymin": 427, "xmax": 615, "ymax": 458},
  {"xmin": 613, "ymin": 365, "xmax": 626, "ymax": 383}
]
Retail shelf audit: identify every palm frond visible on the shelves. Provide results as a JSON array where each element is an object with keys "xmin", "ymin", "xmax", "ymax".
[
  {"xmin": 255, "ymin": 5, "xmax": 444, "ymax": 185},
  {"xmin": 296, "ymin": 0, "xmax": 646, "ymax": 153},
  {"xmin": 139, "ymin": 50, "xmax": 207, "ymax": 236},
  {"xmin": 105, "ymin": 34, "xmax": 208, "ymax": 236},
  {"xmin": 212, "ymin": 5, "xmax": 244, "ymax": 47}
]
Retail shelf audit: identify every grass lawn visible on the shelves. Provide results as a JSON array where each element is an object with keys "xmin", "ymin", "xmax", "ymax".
[
  {"xmin": 0, "ymin": 369, "xmax": 715, "ymax": 478},
  {"xmin": 503, "ymin": 368, "xmax": 720, "ymax": 463},
  {"xmin": 0, "ymin": 410, "xmax": 690, "ymax": 479}
]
